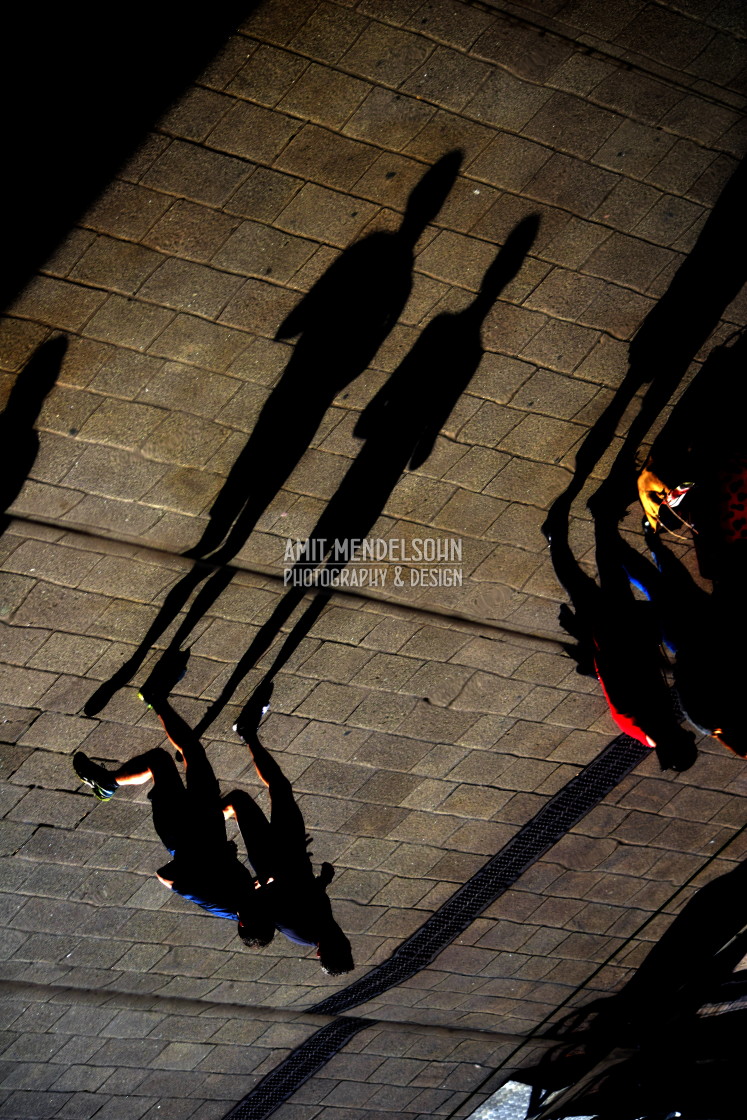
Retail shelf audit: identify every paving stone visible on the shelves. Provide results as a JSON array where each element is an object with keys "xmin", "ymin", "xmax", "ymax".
[
  {"xmin": 344, "ymin": 87, "xmax": 435, "ymax": 150},
  {"xmin": 70, "ymin": 237, "xmax": 163, "ymax": 295},
  {"xmin": 401, "ymin": 47, "xmax": 493, "ymax": 113},
  {"xmin": 226, "ymin": 44, "xmax": 308, "ymax": 107},
  {"xmin": 142, "ymin": 200, "xmax": 239, "ymax": 262},
  {"xmin": 275, "ymin": 124, "xmax": 378, "ymax": 193},
  {"xmin": 82, "ymin": 183, "xmax": 172, "ymax": 240},
  {"xmin": 473, "ymin": 18, "xmax": 572, "ymax": 83},
  {"xmin": 210, "ymin": 219, "xmax": 318, "ymax": 286},
  {"xmin": 2, "ymin": 3, "xmax": 746, "ymax": 1109},
  {"xmin": 467, "ymin": 133, "xmax": 550, "ymax": 193},
  {"xmin": 148, "ymin": 314, "xmax": 250, "ymax": 370},
  {"xmin": 278, "ymin": 67, "xmax": 370, "ymax": 130},
  {"xmin": 404, "ymin": 109, "xmax": 494, "ymax": 165},
  {"xmin": 225, "ymin": 168, "xmax": 303, "ymax": 226},
  {"xmin": 206, "ymin": 101, "xmax": 302, "ymax": 165},
  {"xmin": 526, "ymin": 152, "xmax": 619, "ymax": 218},
  {"xmin": 289, "ymin": 3, "xmax": 369, "ymax": 62},
  {"xmin": 633, "ymin": 195, "xmax": 705, "ymax": 246},
  {"xmin": 520, "ymin": 319, "xmax": 599, "ymax": 374},
  {"xmin": 77, "ymin": 398, "xmax": 165, "ymax": 449},
  {"xmin": 142, "ymin": 141, "xmax": 252, "ymax": 207},
  {"xmin": 583, "ymin": 232, "xmax": 676, "ymax": 291},
  {"xmin": 138, "ymin": 260, "xmax": 245, "ymax": 318},
  {"xmin": 85, "ymin": 295, "xmax": 175, "ymax": 351},
  {"xmin": 466, "ymin": 66, "xmax": 552, "ymax": 132},
  {"xmin": 9, "ymin": 278, "xmax": 107, "ymax": 333},
  {"xmin": 416, "ymin": 230, "xmax": 504, "ymax": 291},
  {"xmin": 158, "ymin": 88, "xmax": 232, "ymax": 144},
  {"xmin": 523, "ymin": 92, "xmax": 620, "ymax": 161}
]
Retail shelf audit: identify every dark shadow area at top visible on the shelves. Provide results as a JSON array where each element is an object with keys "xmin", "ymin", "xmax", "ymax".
[
  {"xmin": 545, "ymin": 154, "xmax": 747, "ymax": 523},
  {"xmin": 196, "ymin": 214, "xmax": 540, "ymax": 734},
  {"xmin": 517, "ymin": 851, "xmax": 747, "ymax": 1119},
  {"xmin": 2, "ymin": 4, "xmax": 255, "ymax": 312},
  {"xmin": 0, "ymin": 335, "xmax": 67, "ymax": 535},
  {"xmin": 83, "ymin": 152, "xmax": 463, "ymax": 717}
]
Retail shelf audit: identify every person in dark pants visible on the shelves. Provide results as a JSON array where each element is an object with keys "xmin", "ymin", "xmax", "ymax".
[
  {"xmin": 625, "ymin": 522, "xmax": 747, "ymax": 757},
  {"xmin": 73, "ymin": 656, "xmax": 273, "ymax": 946},
  {"xmin": 224, "ymin": 685, "xmax": 354, "ymax": 975},
  {"xmin": 544, "ymin": 500, "xmax": 697, "ymax": 773}
]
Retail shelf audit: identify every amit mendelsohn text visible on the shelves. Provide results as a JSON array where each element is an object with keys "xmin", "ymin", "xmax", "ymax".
[
  {"xmin": 283, "ymin": 537, "xmax": 464, "ymax": 588},
  {"xmin": 283, "ymin": 538, "xmax": 463, "ymax": 563}
]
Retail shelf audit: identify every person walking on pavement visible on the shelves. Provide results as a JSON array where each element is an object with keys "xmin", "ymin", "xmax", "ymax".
[
  {"xmin": 224, "ymin": 683, "xmax": 354, "ymax": 975},
  {"xmin": 543, "ymin": 495, "xmax": 698, "ymax": 773},
  {"xmin": 72, "ymin": 653, "xmax": 273, "ymax": 947}
]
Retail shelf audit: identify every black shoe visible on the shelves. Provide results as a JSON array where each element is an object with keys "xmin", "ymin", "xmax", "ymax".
[
  {"xmin": 656, "ymin": 738, "xmax": 698, "ymax": 774},
  {"xmin": 233, "ymin": 681, "xmax": 274, "ymax": 739},
  {"xmin": 73, "ymin": 752, "xmax": 118, "ymax": 800},
  {"xmin": 139, "ymin": 649, "xmax": 190, "ymax": 709}
]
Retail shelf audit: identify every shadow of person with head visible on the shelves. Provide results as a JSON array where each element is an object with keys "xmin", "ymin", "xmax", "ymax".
[
  {"xmin": 546, "ymin": 154, "xmax": 747, "ymax": 528},
  {"xmin": 0, "ymin": 335, "xmax": 67, "ymax": 535},
  {"xmin": 223, "ymin": 682, "xmax": 354, "ymax": 975},
  {"xmin": 188, "ymin": 149, "xmax": 464, "ymax": 563},
  {"xmin": 197, "ymin": 215, "xmax": 540, "ymax": 731},
  {"xmin": 83, "ymin": 153, "xmax": 463, "ymax": 717},
  {"xmin": 519, "ymin": 853, "xmax": 747, "ymax": 1119}
]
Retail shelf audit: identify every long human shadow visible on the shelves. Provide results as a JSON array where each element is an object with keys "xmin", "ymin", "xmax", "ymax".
[
  {"xmin": 196, "ymin": 214, "xmax": 540, "ymax": 734},
  {"xmin": 0, "ymin": 335, "xmax": 67, "ymax": 535},
  {"xmin": 546, "ymin": 154, "xmax": 747, "ymax": 525},
  {"xmin": 519, "ymin": 853, "xmax": 747, "ymax": 1119},
  {"xmin": 83, "ymin": 153, "xmax": 463, "ymax": 717}
]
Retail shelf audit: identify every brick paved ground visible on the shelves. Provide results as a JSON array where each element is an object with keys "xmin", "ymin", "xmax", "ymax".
[{"xmin": 1, "ymin": 0, "xmax": 746, "ymax": 1117}]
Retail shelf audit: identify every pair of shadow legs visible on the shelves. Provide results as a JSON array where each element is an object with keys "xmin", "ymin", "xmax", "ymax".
[
  {"xmin": 193, "ymin": 440, "xmax": 411, "ymax": 733},
  {"xmin": 109, "ymin": 700, "xmax": 297, "ymax": 887},
  {"xmin": 85, "ymin": 696, "xmax": 271, "ymax": 941},
  {"xmin": 625, "ymin": 528, "xmax": 747, "ymax": 755},
  {"xmin": 103, "ymin": 694, "xmax": 348, "ymax": 964}
]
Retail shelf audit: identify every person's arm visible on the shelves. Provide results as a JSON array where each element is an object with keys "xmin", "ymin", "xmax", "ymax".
[{"xmin": 156, "ymin": 860, "xmax": 177, "ymax": 888}]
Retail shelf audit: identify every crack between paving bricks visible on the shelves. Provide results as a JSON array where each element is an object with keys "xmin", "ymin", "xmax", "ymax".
[
  {"xmin": 0, "ymin": 978, "xmax": 553, "ymax": 1047},
  {"xmin": 4, "ymin": 512, "xmax": 567, "ymax": 651},
  {"xmin": 463, "ymin": 0, "xmax": 746, "ymax": 111}
]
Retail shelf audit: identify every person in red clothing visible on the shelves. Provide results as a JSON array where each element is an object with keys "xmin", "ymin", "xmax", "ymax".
[
  {"xmin": 633, "ymin": 329, "xmax": 747, "ymax": 757},
  {"xmin": 543, "ymin": 499, "xmax": 697, "ymax": 772}
]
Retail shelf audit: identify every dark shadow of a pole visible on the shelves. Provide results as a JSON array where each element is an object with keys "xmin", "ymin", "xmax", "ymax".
[
  {"xmin": 0, "ymin": 335, "xmax": 67, "ymax": 535},
  {"xmin": 83, "ymin": 153, "xmax": 463, "ymax": 717},
  {"xmin": 196, "ymin": 214, "xmax": 540, "ymax": 733}
]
